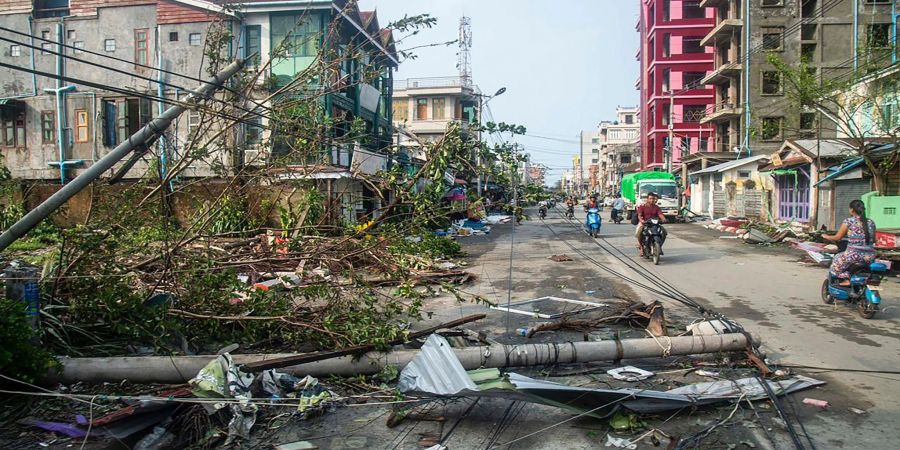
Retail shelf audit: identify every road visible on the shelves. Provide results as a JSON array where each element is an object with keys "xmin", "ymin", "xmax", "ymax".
[{"xmin": 435, "ymin": 206, "xmax": 900, "ymax": 448}]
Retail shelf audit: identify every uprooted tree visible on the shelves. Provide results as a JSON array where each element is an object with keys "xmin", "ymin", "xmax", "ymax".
[{"xmin": 0, "ymin": 2, "xmax": 525, "ymax": 366}]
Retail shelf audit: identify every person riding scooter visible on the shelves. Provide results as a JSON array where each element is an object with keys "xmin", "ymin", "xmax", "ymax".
[
  {"xmin": 823, "ymin": 199, "xmax": 877, "ymax": 286},
  {"xmin": 538, "ymin": 200, "xmax": 548, "ymax": 219},
  {"xmin": 611, "ymin": 194, "xmax": 625, "ymax": 224},
  {"xmin": 565, "ymin": 196, "xmax": 576, "ymax": 219},
  {"xmin": 635, "ymin": 192, "xmax": 667, "ymax": 256}
]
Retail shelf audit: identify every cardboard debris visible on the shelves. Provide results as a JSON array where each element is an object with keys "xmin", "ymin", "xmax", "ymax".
[{"xmin": 549, "ymin": 254, "xmax": 574, "ymax": 262}]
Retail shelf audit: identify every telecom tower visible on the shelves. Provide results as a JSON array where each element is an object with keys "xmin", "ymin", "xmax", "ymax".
[{"xmin": 457, "ymin": 16, "xmax": 472, "ymax": 87}]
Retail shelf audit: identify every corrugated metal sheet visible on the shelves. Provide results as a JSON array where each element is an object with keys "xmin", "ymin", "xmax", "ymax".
[
  {"xmin": 158, "ymin": 0, "xmax": 216, "ymax": 25},
  {"xmin": 70, "ymin": 0, "xmax": 157, "ymax": 17},
  {"xmin": 713, "ymin": 191, "xmax": 726, "ymax": 217},
  {"xmin": 0, "ymin": 0, "xmax": 32, "ymax": 15}
]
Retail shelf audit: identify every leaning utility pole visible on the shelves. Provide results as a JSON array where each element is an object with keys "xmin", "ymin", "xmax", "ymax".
[
  {"xmin": 0, "ymin": 58, "xmax": 248, "ymax": 252},
  {"xmin": 579, "ymin": 130, "xmax": 584, "ymax": 197}
]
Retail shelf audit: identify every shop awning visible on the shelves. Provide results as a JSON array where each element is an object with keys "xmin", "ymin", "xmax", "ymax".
[{"xmin": 814, "ymin": 157, "xmax": 865, "ymax": 186}]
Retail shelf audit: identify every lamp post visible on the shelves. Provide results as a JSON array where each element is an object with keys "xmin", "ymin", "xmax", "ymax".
[{"xmin": 476, "ymin": 87, "xmax": 507, "ymax": 196}]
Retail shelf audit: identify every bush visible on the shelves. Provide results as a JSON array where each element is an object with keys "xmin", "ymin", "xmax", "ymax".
[{"xmin": 0, "ymin": 298, "xmax": 58, "ymax": 384}]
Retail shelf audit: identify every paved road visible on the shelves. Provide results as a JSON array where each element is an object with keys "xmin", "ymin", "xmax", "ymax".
[{"xmin": 558, "ymin": 207, "xmax": 900, "ymax": 449}]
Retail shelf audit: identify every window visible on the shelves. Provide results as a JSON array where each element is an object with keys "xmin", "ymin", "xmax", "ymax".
[
  {"xmin": 591, "ymin": 137, "xmax": 600, "ymax": 144},
  {"xmin": 662, "ymin": 34, "xmax": 670, "ymax": 57},
  {"xmin": 683, "ymin": 72, "xmax": 706, "ymax": 89},
  {"xmin": 762, "ymin": 71, "xmax": 782, "ymax": 95},
  {"xmin": 800, "ymin": 112, "xmax": 817, "ymax": 131},
  {"xmin": 270, "ymin": 15, "xmax": 319, "ymax": 57},
  {"xmin": 73, "ymin": 41, "xmax": 84, "ymax": 54},
  {"xmin": 75, "ymin": 109, "xmax": 89, "ymax": 143},
  {"xmin": 187, "ymin": 111, "xmax": 201, "ymax": 138},
  {"xmin": 244, "ymin": 25, "xmax": 261, "ymax": 66},
  {"xmin": 134, "ymin": 29, "xmax": 149, "ymax": 66},
  {"xmin": 625, "ymin": 114, "xmax": 634, "ymax": 124},
  {"xmin": 620, "ymin": 154, "xmax": 632, "ymax": 164},
  {"xmin": 66, "ymin": 29, "xmax": 74, "ymax": 39},
  {"xmin": 104, "ymin": 39, "xmax": 115, "ymax": 52},
  {"xmin": 761, "ymin": 0, "xmax": 784, "ymax": 5},
  {"xmin": 189, "ymin": 33, "xmax": 201, "ymax": 46},
  {"xmin": 168, "ymin": 32, "xmax": 178, "ymax": 42},
  {"xmin": 683, "ymin": 37, "xmax": 705, "ymax": 54},
  {"xmin": 763, "ymin": 28, "xmax": 783, "ymax": 51},
  {"xmin": 738, "ymin": 170, "xmax": 752, "ymax": 178},
  {"xmin": 801, "ymin": 43, "xmax": 816, "ymax": 63},
  {"xmin": 41, "ymin": 111, "xmax": 55, "ymax": 144},
  {"xmin": 2, "ymin": 110, "xmax": 26, "ymax": 148},
  {"xmin": 41, "ymin": 42, "xmax": 52, "ymax": 55},
  {"xmin": 683, "ymin": 1, "xmax": 705, "ymax": 19},
  {"xmin": 868, "ymin": 23, "xmax": 891, "ymax": 49},
  {"xmin": 801, "ymin": 24, "xmax": 817, "ymax": 41},
  {"xmin": 681, "ymin": 137, "xmax": 691, "ymax": 153},
  {"xmin": 416, "ymin": 98, "xmax": 428, "ymax": 119},
  {"xmin": 683, "ymin": 105, "xmax": 706, "ymax": 122},
  {"xmin": 392, "ymin": 99, "xmax": 408, "ymax": 122},
  {"xmin": 662, "ymin": 68, "xmax": 670, "ymax": 92},
  {"xmin": 103, "ymin": 99, "xmax": 149, "ymax": 146},
  {"xmin": 433, "ymin": 98, "xmax": 446, "ymax": 120},
  {"xmin": 761, "ymin": 117, "xmax": 784, "ymax": 141},
  {"xmin": 10, "ymin": 45, "xmax": 20, "ymax": 57},
  {"xmin": 699, "ymin": 137, "xmax": 709, "ymax": 152},
  {"xmin": 41, "ymin": 30, "xmax": 50, "ymax": 40},
  {"xmin": 245, "ymin": 116, "xmax": 262, "ymax": 144},
  {"xmin": 801, "ymin": 0, "xmax": 817, "ymax": 17},
  {"xmin": 662, "ymin": 0, "xmax": 670, "ymax": 21},
  {"xmin": 662, "ymin": 103, "xmax": 670, "ymax": 126}
]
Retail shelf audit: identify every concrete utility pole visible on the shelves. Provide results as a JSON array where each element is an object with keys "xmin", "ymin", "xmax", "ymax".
[
  {"xmin": 0, "ymin": 58, "xmax": 248, "ymax": 252},
  {"xmin": 666, "ymin": 93, "xmax": 675, "ymax": 173},
  {"xmin": 579, "ymin": 130, "xmax": 584, "ymax": 196}
]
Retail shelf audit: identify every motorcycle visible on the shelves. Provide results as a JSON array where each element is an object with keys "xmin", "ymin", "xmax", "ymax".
[
  {"xmin": 585, "ymin": 207, "xmax": 601, "ymax": 237},
  {"xmin": 640, "ymin": 218, "xmax": 665, "ymax": 265},
  {"xmin": 565, "ymin": 205, "xmax": 575, "ymax": 219},
  {"xmin": 821, "ymin": 260, "xmax": 887, "ymax": 319},
  {"xmin": 610, "ymin": 208, "xmax": 623, "ymax": 224},
  {"xmin": 539, "ymin": 205, "xmax": 548, "ymax": 219}
]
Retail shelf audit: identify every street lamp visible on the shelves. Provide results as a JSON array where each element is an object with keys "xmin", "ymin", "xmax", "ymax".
[{"xmin": 477, "ymin": 86, "xmax": 507, "ymax": 196}]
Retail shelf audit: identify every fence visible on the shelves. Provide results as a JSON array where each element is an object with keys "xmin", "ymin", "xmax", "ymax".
[{"xmin": 712, "ymin": 189, "xmax": 764, "ymax": 220}]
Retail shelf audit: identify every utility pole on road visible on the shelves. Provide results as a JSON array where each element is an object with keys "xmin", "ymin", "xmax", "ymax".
[
  {"xmin": 579, "ymin": 130, "xmax": 584, "ymax": 197},
  {"xmin": 666, "ymin": 93, "xmax": 674, "ymax": 173}
]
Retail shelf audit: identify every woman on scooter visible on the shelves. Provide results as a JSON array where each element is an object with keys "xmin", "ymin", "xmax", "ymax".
[{"xmin": 823, "ymin": 199, "xmax": 877, "ymax": 286}]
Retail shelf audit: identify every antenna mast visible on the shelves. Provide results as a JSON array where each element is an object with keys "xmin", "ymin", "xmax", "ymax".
[{"xmin": 458, "ymin": 16, "xmax": 472, "ymax": 87}]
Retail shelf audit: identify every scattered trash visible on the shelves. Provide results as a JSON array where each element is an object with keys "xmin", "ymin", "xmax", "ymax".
[
  {"xmin": 849, "ymin": 407, "xmax": 867, "ymax": 415},
  {"xmin": 274, "ymin": 441, "xmax": 319, "ymax": 450},
  {"xmin": 549, "ymin": 254, "xmax": 574, "ymax": 262},
  {"xmin": 802, "ymin": 398, "xmax": 829, "ymax": 408},
  {"xmin": 694, "ymin": 370, "xmax": 720, "ymax": 378},
  {"xmin": 585, "ymin": 290, "xmax": 596, "ymax": 295},
  {"xmin": 605, "ymin": 434, "xmax": 637, "ymax": 449},
  {"xmin": 687, "ymin": 319, "xmax": 739, "ymax": 336},
  {"xmin": 607, "ymin": 366, "xmax": 655, "ymax": 382},
  {"xmin": 18, "ymin": 418, "xmax": 87, "ymax": 438},
  {"xmin": 609, "ymin": 412, "xmax": 641, "ymax": 431}
]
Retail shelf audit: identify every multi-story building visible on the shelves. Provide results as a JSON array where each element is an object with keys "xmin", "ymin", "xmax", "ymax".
[
  {"xmin": 700, "ymin": 0, "xmax": 897, "ymax": 156},
  {"xmin": 597, "ymin": 106, "xmax": 641, "ymax": 194},
  {"xmin": 582, "ymin": 129, "xmax": 602, "ymax": 193},
  {"xmin": 638, "ymin": 0, "xmax": 717, "ymax": 171},
  {"xmin": 0, "ymin": 0, "xmax": 398, "ymax": 222},
  {"xmin": 391, "ymin": 76, "xmax": 480, "ymax": 161}
]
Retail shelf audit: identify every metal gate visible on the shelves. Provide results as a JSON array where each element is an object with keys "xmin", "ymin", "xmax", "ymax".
[
  {"xmin": 713, "ymin": 191, "xmax": 726, "ymax": 217},
  {"xmin": 834, "ymin": 178, "xmax": 872, "ymax": 226}
]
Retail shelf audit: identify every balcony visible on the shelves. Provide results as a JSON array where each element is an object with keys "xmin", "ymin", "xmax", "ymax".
[
  {"xmin": 700, "ymin": 18, "xmax": 742, "ymax": 47},
  {"xmin": 700, "ymin": 62, "xmax": 742, "ymax": 85},
  {"xmin": 700, "ymin": 102, "xmax": 743, "ymax": 124}
]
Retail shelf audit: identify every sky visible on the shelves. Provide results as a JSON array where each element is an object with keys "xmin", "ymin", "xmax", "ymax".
[{"xmin": 359, "ymin": 0, "xmax": 640, "ymax": 185}]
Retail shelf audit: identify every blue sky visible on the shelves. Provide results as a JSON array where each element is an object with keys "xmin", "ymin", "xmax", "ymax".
[{"xmin": 359, "ymin": 0, "xmax": 640, "ymax": 184}]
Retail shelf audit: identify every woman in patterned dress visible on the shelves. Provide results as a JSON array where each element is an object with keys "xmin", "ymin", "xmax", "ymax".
[{"xmin": 823, "ymin": 199, "xmax": 877, "ymax": 286}]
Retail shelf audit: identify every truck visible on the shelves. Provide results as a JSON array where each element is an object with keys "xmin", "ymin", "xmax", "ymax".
[{"xmin": 621, "ymin": 172, "xmax": 679, "ymax": 220}]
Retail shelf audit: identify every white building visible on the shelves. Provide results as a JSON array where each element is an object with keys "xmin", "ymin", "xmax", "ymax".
[{"xmin": 597, "ymin": 106, "xmax": 640, "ymax": 195}]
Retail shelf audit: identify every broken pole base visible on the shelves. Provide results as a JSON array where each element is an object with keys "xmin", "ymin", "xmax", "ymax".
[{"xmin": 51, "ymin": 334, "xmax": 755, "ymax": 384}]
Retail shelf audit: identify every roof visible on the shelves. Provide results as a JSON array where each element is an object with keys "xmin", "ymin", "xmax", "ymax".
[
  {"xmin": 813, "ymin": 157, "xmax": 865, "ymax": 186},
  {"xmin": 691, "ymin": 154, "xmax": 769, "ymax": 176},
  {"xmin": 781, "ymin": 139, "xmax": 857, "ymax": 159}
]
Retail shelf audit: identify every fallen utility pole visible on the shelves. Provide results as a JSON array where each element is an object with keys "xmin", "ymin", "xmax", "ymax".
[
  {"xmin": 242, "ymin": 314, "xmax": 487, "ymax": 372},
  {"xmin": 0, "ymin": 58, "xmax": 248, "ymax": 252},
  {"xmin": 52, "ymin": 333, "xmax": 754, "ymax": 384}
]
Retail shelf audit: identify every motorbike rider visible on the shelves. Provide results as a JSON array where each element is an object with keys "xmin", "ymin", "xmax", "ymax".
[
  {"xmin": 584, "ymin": 194, "xmax": 599, "ymax": 211},
  {"xmin": 823, "ymin": 199, "xmax": 877, "ymax": 286},
  {"xmin": 565, "ymin": 196, "xmax": 576, "ymax": 218},
  {"xmin": 538, "ymin": 200, "xmax": 549, "ymax": 218},
  {"xmin": 611, "ymin": 194, "xmax": 626, "ymax": 222},
  {"xmin": 635, "ymin": 192, "xmax": 667, "ymax": 256}
]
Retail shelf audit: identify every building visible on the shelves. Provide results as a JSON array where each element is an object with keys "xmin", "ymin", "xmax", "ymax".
[
  {"xmin": 638, "ymin": 0, "xmax": 716, "ymax": 172},
  {"xmin": 581, "ymin": 129, "xmax": 602, "ymax": 194},
  {"xmin": 391, "ymin": 77, "xmax": 481, "ymax": 160},
  {"xmin": 699, "ymin": 0, "xmax": 897, "ymax": 156},
  {"xmin": 0, "ymin": 0, "xmax": 398, "ymax": 223},
  {"xmin": 597, "ymin": 106, "xmax": 641, "ymax": 194}
]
